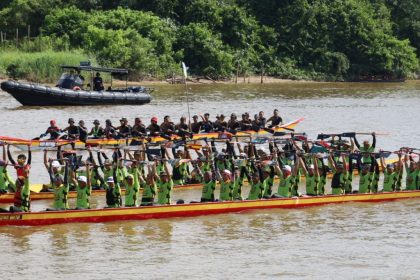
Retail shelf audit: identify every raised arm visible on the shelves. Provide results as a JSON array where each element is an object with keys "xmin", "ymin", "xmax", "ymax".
[
  {"xmin": 7, "ymin": 145, "xmax": 16, "ymax": 165},
  {"xmin": 26, "ymin": 145, "xmax": 32, "ymax": 165}
]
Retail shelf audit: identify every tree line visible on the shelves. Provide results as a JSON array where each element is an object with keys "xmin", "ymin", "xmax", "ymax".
[{"xmin": 0, "ymin": 0, "xmax": 418, "ymax": 81}]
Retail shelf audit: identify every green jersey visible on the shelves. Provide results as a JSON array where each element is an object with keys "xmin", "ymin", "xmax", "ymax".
[
  {"xmin": 277, "ymin": 174, "xmax": 295, "ymax": 198},
  {"xmin": 76, "ymin": 183, "xmax": 91, "ymax": 209},
  {"xmin": 0, "ymin": 166, "xmax": 14, "ymax": 192},
  {"xmin": 53, "ymin": 184, "xmax": 69, "ymax": 209},
  {"xmin": 141, "ymin": 182, "xmax": 157, "ymax": 201},
  {"xmin": 358, "ymin": 172, "xmax": 373, "ymax": 193},
  {"xmin": 124, "ymin": 171, "xmax": 140, "ymax": 207},
  {"xmin": 263, "ymin": 176, "xmax": 274, "ymax": 198},
  {"xmin": 201, "ymin": 180, "xmax": 216, "ymax": 201},
  {"xmin": 383, "ymin": 171, "xmax": 397, "ymax": 192},
  {"xmin": 232, "ymin": 175, "xmax": 245, "ymax": 200},
  {"xmin": 219, "ymin": 180, "xmax": 234, "ymax": 201},
  {"xmin": 406, "ymin": 169, "xmax": 418, "ymax": 190},
  {"xmin": 247, "ymin": 181, "xmax": 265, "ymax": 200},
  {"xmin": 305, "ymin": 174, "xmax": 319, "ymax": 195},
  {"xmin": 157, "ymin": 179, "xmax": 173, "ymax": 204}
]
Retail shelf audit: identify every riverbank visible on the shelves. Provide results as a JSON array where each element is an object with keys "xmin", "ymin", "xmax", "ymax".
[{"xmin": 0, "ymin": 75, "xmax": 319, "ymax": 87}]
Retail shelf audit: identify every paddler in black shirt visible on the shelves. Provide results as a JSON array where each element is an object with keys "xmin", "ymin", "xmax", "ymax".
[
  {"xmin": 78, "ymin": 120, "xmax": 88, "ymax": 142},
  {"xmin": 131, "ymin": 117, "xmax": 146, "ymax": 137},
  {"xmin": 116, "ymin": 117, "xmax": 131, "ymax": 139},
  {"xmin": 227, "ymin": 113, "xmax": 240, "ymax": 133},
  {"xmin": 61, "ymin": 118, "xmax": 79, "ymax": 140},
  {"xmin": 199, "ymin": 113, "xmax": 213, "ymax": 133},
  {"xmin": 214, "ymin": 114, "xmax": 227, "ymax": 132},
  {"xmin": 104, "ymin": 119, "xmax": 117, "ymax": 139},
  {"xmin": 147, "ymin": 117, "xmax": 160, "ymax": 136},
  {"xmin": 240, "ymin": 113, "xmax": 252, "ymax": 131},
  {"xmin": 191, "ymin": 115, "xmax": 201, "ymax": 134},
  {"xmin": 160, "ymin": 116, "xmax": 175, "ymax": 136},
  {"xmin": 266, "ymin": 109, "xmax": 283, "ymax": 128}
]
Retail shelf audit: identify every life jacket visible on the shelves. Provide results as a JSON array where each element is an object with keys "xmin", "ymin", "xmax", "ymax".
[
  {"xmin": 14, "ymin": 190, "xmax": 30, "ymax": 210},
  {"xmin": 15, "ymin": 164, "xmax": 30, "ymax": 178}
]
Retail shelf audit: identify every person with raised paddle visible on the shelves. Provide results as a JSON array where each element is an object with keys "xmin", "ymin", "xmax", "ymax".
[
  {"xmin": 47, "ymin": 160, "xmax": 70, "ymax": 211},
  {"xmin": 156, "ymin": 159, "xmax": 173, "ymax": 205},
  {"xmin": 329, "ymin": 153, "xmax": 348, "ymax": 195},
  {"xmin": 7, "ymin": 143, "xmax": 31, "ymax": 179},
  {"xmin": 104, "ymin": 168, "xmax": 122, "ymax": 208},
  {"xmin": 273, "ymin": 152, "xmax": 299, "ymax": 198},
  {"xmin": 0, "ymin": 144, "xmax": 14, "ymax": 194},
  {"xmin": 299, "ymin": 154, "xmax": 320, "ymax": 196},
  {"xmin": 356, "ymin": 154, "xmax": 376, "ymax": 193},
  {"xmin": 246, "ymin": 162, "xmax": 265, "ymax": 200},
  {"xmin": 73, "ymin": 163, "xmax": 92, "ymax": 210},
  {"xmin": 200, "ymin": 165, "xmax": 217, "ymax": 202},
  {"xmin": 380, "ymin": 153, "xmax": 403, "ymax": 192},
  {"xmin": 10, "ymin": 168, "xmax": 31, "ymax": 212},
  {"xmin": 353, "ymin": 132, "xmax": 376, "ymax": 164},
  {"xmin": 404, "ymin": 153, "xmax": 419, "ymax": 191},
  {"xmin": 140, "ymin": 163, "xmax": 157, "ymax": 206},
  {"xmin": 123, "ymin": 161, "xmax": 141, "ymax": 207}
]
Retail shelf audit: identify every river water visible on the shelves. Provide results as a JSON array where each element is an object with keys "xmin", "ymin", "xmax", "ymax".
[{"xmin": 0, "ymin": 81, "xmax": 419, "ymax": 279}]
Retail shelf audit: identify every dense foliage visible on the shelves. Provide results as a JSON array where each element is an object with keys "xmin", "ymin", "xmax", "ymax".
[{"xmin": 0, "ymin": 0, "xmax": 418, "ymax": 81}]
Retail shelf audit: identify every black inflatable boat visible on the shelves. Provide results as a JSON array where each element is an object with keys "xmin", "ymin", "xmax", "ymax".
[{"xmin": 0, "ymin": 64, "xmax": 153, "ymax": 106}]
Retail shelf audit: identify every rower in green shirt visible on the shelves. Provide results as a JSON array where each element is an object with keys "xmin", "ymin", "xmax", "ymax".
[
  {"xmin": 262, "ymin": 165, "xmax": 275, "ymax": 198},
  {"xmin": 124, "ymin": 164, "xmax": 141, "ymax": 207},
  {"xmin": 219, "ymin": 169, "xmax": 234, "ymax": 201},
  {"xmin": 200, "ymin": 171, "xmax": 216, "ymax": 202},
  {"xmin": 329, "ymin": 154, "xmax": 348, "ymax": 195},
  {"xmin": 48, "ymin": 160, "xmax": 69, "ymax": 210},
  {"xmin": 73, "ymin": 164, "xmax": 91, "ymax": 209},
  {"xmin": 141, "ymin": 163, "xmax": 157, "ymax": 206},
  {"xmin": 300, "ymin": 155, "xmax": 320, "ymax": 196},
  {"xmin": 357, "ymin": 154, "xmax": 375, "ymax": 193},
  {"xmin": 157, "ymin": 160, "xmax": 173, "ymax": 205},
  {"xmin": 274, "ymin": 158, "xmax": 299, "ymax": 198},
  {"xmin": 380, "ymin": 154, "xmax": 402, "ymax": 192},
  {"xmin": 354, "ymin": 132, "xmax": 376, "ymax": 164},
  {"xmin": 247, "ymin": 163, "xmax": 265, "ymax": 200},
  {"xmin": 0, "ymin": 160, "xmax": 14, "ymax": 194},
  {"xmin": 404, "ymin": 154, "xmax": 419, "ymax": 190}
]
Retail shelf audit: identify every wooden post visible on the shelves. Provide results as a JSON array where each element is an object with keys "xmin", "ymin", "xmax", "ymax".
[
  {"xmin": 0, "ymin": 31, "xmax": 2, "ymax": 43},
  {"xmin": 27, "ymin": 25, "xmax": 30, "ymax": 39},
  {"xmin": 16, "ymin": 28, "xmax": 18, "ymax": 47}
]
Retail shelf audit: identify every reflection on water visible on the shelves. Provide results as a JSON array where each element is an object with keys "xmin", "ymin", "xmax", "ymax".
[{"xmin": 0, "ymin": 81, "xmax": 420, "ymax": 279}]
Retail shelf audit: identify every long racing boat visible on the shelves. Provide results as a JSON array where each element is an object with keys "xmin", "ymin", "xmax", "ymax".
[
  {"xmin": 0, "ymin": 191, "xmax": 419, "ymax": 226},
  {"xmin": 0, "ymin": 118, "xmax": 304, "ymax": 151}
]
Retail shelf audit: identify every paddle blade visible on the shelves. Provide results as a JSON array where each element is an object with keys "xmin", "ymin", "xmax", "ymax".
[
  {"xmin": 341, "ymin": 132, "xmax": 356, "ymax": 138},
  {"xmin": 317, "ymin": 134, "xmax": 331, "ymax": 140}
]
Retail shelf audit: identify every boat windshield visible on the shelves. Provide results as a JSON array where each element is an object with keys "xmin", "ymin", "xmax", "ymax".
[{"xmin": 56, "ymin": 73, "xmax": 84, "ymax": 89}]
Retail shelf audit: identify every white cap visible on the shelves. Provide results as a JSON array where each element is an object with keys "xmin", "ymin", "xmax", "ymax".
[
  {"xmin": 282, "ymin": 165, "xmax": 292, "ymax": 172},
  {"xmin": 106, "ymin": 176, "xmax": 114, "ymax": 183},
  {"xmin": 222, "ymin": 169, "xmax": 231, "ymax": 175},
  {"xmin": 77, "ymin": 176, "xmax": 87, "ymax": 183},
  {"xmin": 52, "ymin": 161, "xmax": 61, "ymax": 168},
  {"xmin": 308, "ymin": 164, "xmax": 315, "ymax": 169}
]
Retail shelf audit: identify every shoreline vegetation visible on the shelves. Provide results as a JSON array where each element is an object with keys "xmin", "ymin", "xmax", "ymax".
[{"xmin": 0, "ymin": 1, "xmax": 419, "ymax": 84}]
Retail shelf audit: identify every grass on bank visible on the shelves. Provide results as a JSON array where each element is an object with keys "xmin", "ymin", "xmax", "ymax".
[{"xmin": 0, "ymin": 50, "xmax": 92, "ymax": 83}]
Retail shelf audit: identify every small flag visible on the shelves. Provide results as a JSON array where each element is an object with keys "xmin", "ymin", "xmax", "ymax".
[{"xmin": 182, "ymin": 62, "xmax": 188, "ymax": 79}]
